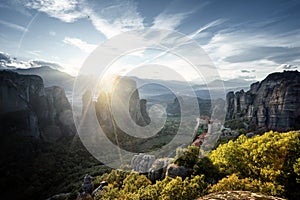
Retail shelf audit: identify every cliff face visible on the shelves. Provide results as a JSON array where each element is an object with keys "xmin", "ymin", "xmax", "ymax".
[
  {"xmin": 94, "ymin": 77, "xmax": 151, "ymax": 151},
  {"xmin": 0, "ymin": 70, "xmax": 75, "ymax": 141},
  {"xmin": 226, "ymin": 71, "xmax": 300, "ymax": 131}
]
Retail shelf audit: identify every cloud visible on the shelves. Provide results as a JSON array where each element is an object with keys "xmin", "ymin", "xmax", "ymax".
[
  {"xmin": 189, "ymin": 19, "xmax": 227, "ymax": 39},
  {"xmin": 28, "ymin": 59, "xmax": 63, "ymax": 70},
  {"xmin": 25, "ymin": 0, "xmax": 145, "ymax": 38},
  {"xmin": 224, "ymin": 46, "xmax": 300, "ymax": 64},
  {"xmin": 151, "ymin": 0, "xmax": 207, "ymax": 31},
  {"xmin": 27, "ymin": 50, "xmax": 41, "ymax": 57},
  {"xmin": 279, "ymin": 64, "xmax": 298, "ymax": 70},
  {"xmin": 241, "ymin": 70, "xmax": 251, "ymax": 73},
  {"xmin": 0, "ymin": 0, "xmax": 32, "ymax": 16},
  {"xmin": 25, "ymin": 0, "xmax": 85, "ymax": 22},
  {"xmin": 0, "ymin": 19, "xmax": 28, "ymax": 32},
  {"xmin": 202, "ymin": 26, "xmax": 300, "ymax": 80},
  {"xmin": 63, "ymin": 37, "xmax": 97, "ymax": 53},
  {"xmin": 238, "ymin": 75, "xmax": 256, "ymax": 80},
  {"xmin": 83, "ymin": 1, "xmax": 144, "ymax": 38},
  {"xmin": 152, "ymin": 12, "xmax": 190, "ymax": 30}
]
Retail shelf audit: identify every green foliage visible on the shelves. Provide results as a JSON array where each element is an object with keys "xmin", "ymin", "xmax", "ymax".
[
  {"xmin": 210, "ymin": 174, "xmax": 284, "ymax": 197},
  {"xmin": 92, "ymin": 130, "xmax": 300, "ymax": 199},
  {"xmin": 121, "ymin": 172, "xmax": 151, "ymax": 195},
  {"xmin": 193, "ymin": 156, "xmax": 219, "ymax": 183},
  {"xmin": 95, "ymin": 172, "xmax": 209, "ymax": 200},
  {"xmin": 209, "ymin": 130, "xmax": 300, "ymax": 198},
  {"xmin": 294, "ymin": 158, "xmax": 300, "ymax": 183},
  {"xmin": 94, "ymin": 184, "xmax": 121, "ymax": 200},
  {"xmin": 174, "ymin": 145, "xmax": 200, "ymax": 168}
]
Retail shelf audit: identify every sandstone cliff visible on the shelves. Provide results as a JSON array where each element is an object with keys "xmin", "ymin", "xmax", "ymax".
[
  {"xmin": 0, "ymin": 70, "xmax": 75, "ymax": 141},
  {"xmin": 226, "ymin": 71, "xmax": 300, "ymax": 131}
]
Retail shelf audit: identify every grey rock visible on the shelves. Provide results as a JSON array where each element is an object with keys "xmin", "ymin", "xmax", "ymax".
[
  {"xmin": 131, "ymin": 154, "xmax": 155, "ymax": 173},
  {"xmin": 226, "ymin": 71, "xmax": 300, "ymax": 131},
  {"xmin": 148, "ymin": 158, "xmax": 173, "ymax": 182},
  {"xmin": 0, "ymin": 70, "xmax": 75, "ymax": 141},
  {"xmin": 166, "ymin": 163, "xmax": 192, "ymax": 179}
]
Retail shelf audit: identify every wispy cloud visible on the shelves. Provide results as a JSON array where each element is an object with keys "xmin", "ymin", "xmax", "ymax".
[
  {"xmin": 25, "ymin": 0, "xmax": 144, "ymax": 38},
  {"xmin": 63, "ymin": 37, "xmax": 97, "ymax": 53},
  {"xmin": 151, "ymin": 12, "xmax": 191, "ymax": 30},
  {"xmin": 189, "ymin": 19, "xmax": 227, "ymax": 39},
  {"xmin": 0, "ymin": 19, "xmax": 28, "ymax": 32},
  {"xmin": 25, "ymin": 0, "xmax": 84, "ymax": 22},
  {"xmin": 84, "ymin": 2, "xmax": 144, "ymax": 38},
  {"xmin": 202, "ymin": 27, "xmax": 300, "ymax": 80}
]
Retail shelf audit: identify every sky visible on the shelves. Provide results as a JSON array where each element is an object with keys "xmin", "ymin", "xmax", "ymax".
[{"xmin": 0, "ymin": 0, "xmax": 300, "ymax": 81}]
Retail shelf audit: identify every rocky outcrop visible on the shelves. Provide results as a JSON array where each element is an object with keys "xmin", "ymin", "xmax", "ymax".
[
  {"xmin": 131, "ymin": 154, "xmax": 155, "ymax": 173},
  {"xmin": 95, "ymin": 77, "xmax": 151, "ymax": 151},
  {"xmin": 0, "ymin": 70, "xmax": 75, "ymax": 141},
  {"xmin": 197, "ymin": 191, "xmax": 286, "ymax": 200},
  {"xmin": 226, "ymin": 71, "xmax": 300, "ymax": 131},
  {"xmin": 41, "ymin": 86, "xmax": 76, "ymax": 141},
  {"xmin": 148, "ymin": 158, "xmax": 173, "ymax": 182},
  {"xmin": 0, "ymin": 70, "xmax": 44, "ymax": 137},
  {"xmin": 166, "ymin": 163, "xmax": 192, "ymax": 179}
]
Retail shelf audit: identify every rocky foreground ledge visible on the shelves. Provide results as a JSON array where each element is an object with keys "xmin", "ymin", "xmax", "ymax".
[{"xmin": 197, "ymin": 191, "xmax": 285, "ymax": 200}]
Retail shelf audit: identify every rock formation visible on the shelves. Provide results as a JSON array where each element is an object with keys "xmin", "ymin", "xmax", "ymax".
[
  {"xmin": 131, "ymin": 154, "xmax": 155, "ymax": 173},
  {"xmin": 148, "ymin": 158, "xmax": 173, "ymax": 182},
  {"xmin": 166, "ymin": 163, "xmax": 192, "ymax": 179},
  {"xmin": 226, "ymin": 71, "xmax": 300, "ymax": 131},
  {"xmin": 0, "ymin": 70, "xmax": 75, "ymax": 141},
  {"xmin": 94, "ymin": 76, "xmax": 151, "ymax": 151},
  {"xmin": 197, "ymin": 191, "xmax": 286, "ymax": 200}
]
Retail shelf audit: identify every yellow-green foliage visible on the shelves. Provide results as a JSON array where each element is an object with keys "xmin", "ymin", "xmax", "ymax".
[
  {"xmin": 94, "ymin": 131, "xmax": 299, "ymax": 199},
  {"xmin": 120, "ymin": 172, "xmax": 152, "ymax": 197},
  {"xmin": 210, "ymin": 131, "xmax": 299, "ymax": 181},
  {"xmin": 95, "ymin": 172, "xmax": 208, "ymax": 200},
  {"xmin": 294, "ymin": 158, "xmax": 300, "ymax": 183},
  {"xmin": 210, "ymin": 174, "xmax": 284, "ymax": 197},
  {"xmin": 174, "ymin": 145, "xmax": 200, "ymax": 168},
  {"xmin": 209, "ymin": 130, "xmax": 300, "ymax": 198}
]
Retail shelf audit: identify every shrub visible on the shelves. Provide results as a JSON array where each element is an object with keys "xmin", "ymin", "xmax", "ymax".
[{"xmin": 210, "ymin": 174, "xmax": 284, "ymax": 197}]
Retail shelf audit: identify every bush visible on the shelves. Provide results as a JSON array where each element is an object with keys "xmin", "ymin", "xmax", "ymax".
[
  {"xmin": 210, "ymin": 174, "xmax": 284, "ymax": 197},
  {"xmin": 174, "ymin": 145, "xmax": 200, "ymax": 169},
  {"xmin": 209, "ymin": 131, "xmax": 300, "ymax": 198},
  {"xmin": 94, "ymin": 172, "xmax": 209, "ymax": 200}
]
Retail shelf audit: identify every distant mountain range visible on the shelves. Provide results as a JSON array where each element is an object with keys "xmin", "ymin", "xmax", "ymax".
[
  {"xmin": 14, "ymin": 66, "xmax": 75, "ymax": 100},
  {"xmin": 130, "ymin": 76, "xmax": 254, "ymax": 101},
  {"xmin": 1, "ymin": 51, "xmax": 254, "ymax": 102},
  {"xmin": 1, "ymin": 51, "xmax": 75, "ymax": 99}
]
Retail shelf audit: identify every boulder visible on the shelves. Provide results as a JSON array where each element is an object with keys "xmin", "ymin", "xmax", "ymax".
[
  {"xmin": 148, "ymin": 158, "xmax": 173, "ymax": 182},
  {"xmin": 166, "ymin": 163, "xmax": 192, "ymax": 179},
  {"xmin": 131, "ymin": 154, "xmax": 156, "ymax": 173}
]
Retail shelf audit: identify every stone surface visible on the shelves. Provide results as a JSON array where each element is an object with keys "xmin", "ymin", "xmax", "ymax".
[
  {"xmin": 41, "ymin": 86, "xmax": 76, "ymax": 141},
  {"xmin": 197, "ymin": 191, "xmax": 286, "ymax": 200},
  {"xmin": 0, "ymin": 70, "xmax": 75, "ymax": 141},
  {"xmin": 94, "ymin": 77, "xmax": 151, "ymax": 151},
  {"xmin": 131, "ymin": 154, "xmax": 156, "ymax": 173},
  {"xmin": 226, "ymin": 71, "xmax": 300, "ymax": 131},
  {"xmin": 166, "ymin": 163, "xmax": 192, "ymax": 179},
  {"xmin": 148, "ymin": 158, "xmax": 173, "ymax": 182},
  {"xmin": 0, "ymin": 70, "xmax": 44, "ymax": 137}
]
